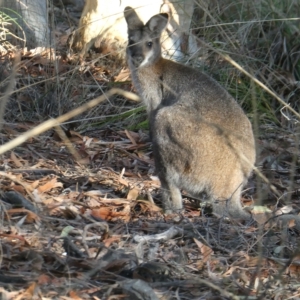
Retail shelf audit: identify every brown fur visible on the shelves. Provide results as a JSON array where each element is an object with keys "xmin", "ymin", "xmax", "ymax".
[{"xmin": 124, "ymin": 7, "xmax": 256, "ymax": 219}]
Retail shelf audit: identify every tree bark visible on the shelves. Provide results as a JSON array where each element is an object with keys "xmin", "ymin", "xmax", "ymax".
[{"xmin": 0, "ymin": 0, "xmax": 49, "ymax": 49}]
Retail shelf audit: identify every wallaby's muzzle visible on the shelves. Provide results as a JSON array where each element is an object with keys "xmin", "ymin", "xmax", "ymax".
[{"xmin": 126, "ymin": 46, "xmax": 144, "ymax": 68}]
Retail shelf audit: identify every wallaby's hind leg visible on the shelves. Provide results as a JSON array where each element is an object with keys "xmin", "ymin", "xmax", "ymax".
[
  {"xmin": 160, "ymin": 180, "xmax": 183, "ymax": 214},
  {"xmin": 211, "ymin": 185, "xmax": 251, "ymax": 220}
]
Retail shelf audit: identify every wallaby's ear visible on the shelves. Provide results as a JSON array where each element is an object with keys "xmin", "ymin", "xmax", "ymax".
[
  {"xmin": 124, "ymin": 7, "xmax": 144, "ymax": 30},
  {"xmin": 146, "ymin": 13, "xmax": 168, "ymax": 35}
]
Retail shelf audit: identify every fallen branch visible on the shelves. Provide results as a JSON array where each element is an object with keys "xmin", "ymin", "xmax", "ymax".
[
  {"xmin": 134, "ymin": 226, "xmax": 183, "ymax": 243},
  {"xmin": 0, "ymin": 88, "xmax": 140, "ymax": 155}
]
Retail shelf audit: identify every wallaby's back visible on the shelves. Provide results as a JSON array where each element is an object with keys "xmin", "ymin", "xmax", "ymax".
[{"xmin": 124, "ymin": 7, "xmax": 256, "ymax": 219}]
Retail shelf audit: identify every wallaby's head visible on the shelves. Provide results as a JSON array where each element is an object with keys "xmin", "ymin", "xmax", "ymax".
[{"xmin": 124, "ymin": 7, "xmax": 168, "ymax": 68}]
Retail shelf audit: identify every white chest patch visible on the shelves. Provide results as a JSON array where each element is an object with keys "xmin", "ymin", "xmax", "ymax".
[{"xmin": 140, "ymin": 50, "xmax": 154, "ymax": 68}]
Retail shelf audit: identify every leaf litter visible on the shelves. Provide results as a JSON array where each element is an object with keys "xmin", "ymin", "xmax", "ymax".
[
  {"xmin": 1, "ymin": 4, "xmax": 300, "ymax": 300},
  {"xmin": 1, "ymin": 119, "xmax": 300, "ymax": 299}
]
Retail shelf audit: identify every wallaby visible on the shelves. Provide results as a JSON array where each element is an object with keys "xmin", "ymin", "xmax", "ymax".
[{"xmin": 124, "ymin": 7, "xmax": 256, "ymax": 219}]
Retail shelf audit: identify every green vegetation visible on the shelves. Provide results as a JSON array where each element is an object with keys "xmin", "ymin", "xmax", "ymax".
[
  {"xmin": 2, "ymin": 0, "xmax": 299, "ymax": 131},
  {"xmin": 0, "ymin": 8, "xmax": 25, "ymax": 51},
  {"xmin": 192, "ymin": 0, "xmax": 300, "ymax": 125}
]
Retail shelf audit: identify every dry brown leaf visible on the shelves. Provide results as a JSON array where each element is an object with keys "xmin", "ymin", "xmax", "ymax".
[
  {"xmin": 149, "ymin": 176, "xmax": 161, "ymax": 188},
  {"xmin": 135, "ymin": 149, "xmax": 151, "ymax": 160},
  {"xmin": 193, "ymin": 238, "xmax": 213, "ymax": 263},
  {"xmin": 287, "ymin": 218, "xmax": 296, "ymax": 228},
  {"xmin": 125, "ymin": 129, "xmax": 137, "ymax": 145},
  {"xmin": 246, "ymin": 256, "xmax": 261, "ymax": 267},
  {"xmin": 11, "ymin": 184, "xmax": 26, "ymax": 194},
  {"xmin": 268, "ymin": 215, "xmax": 297, "ymax": 229},
  {"xmin": 91, "ymin": 204, "xmax": 131, "ymax": 222},
  {"xmin": 244, "ymin": 226, "xmax": 258, "ymax": 233},
  {"xmin": 38, "ymin": 274, "xmax": 52, "ymax": 285},
  {"xmin": 49, "ymin": 207, "xmax": 64, "ymax": 217},
  {"xmin": 7, "ymin": 208, "xmax": 40, "ymax": 223},
  {"xmin": 119, "ymin": 177, "xmax": 129, "ymax": 187},
  {"xmin": 99, "ymin": 198, "xmax": 130, "ymax": 205},
  {"xmin": 0, "ymin": 232, "xmax": 29, "ymax": 246},
  {"xmin": 137, "ymin": 200, "xmax": 161, "ymax": 212},
  {"xmin": 84, "ymin": 137, "xmax": 94, "ymax": 147},
  {"xmin": 38, "ymin": 177, "xmax": 63, "ymax": 193},
  {"xmin": 85, "ymin": 190, "xmax": 104, "ymax": 197},
  {"xmin": 70, "ymin": 130, "xmax": 84, "ymax": 140},
  {"xmin": 120, "ymin": 130, "xmax": 140, "ymax": 141},
  {"xmin": 127, "ymin": 187, "xmax": 140, "ymax": 200},
  {"xmin": 0, "ymin": 288, "xmax": 20, "ymax": 300},
  {"xmin": 223, "ymin": 266, "xmax": 238, "ymax": 276},
  {"xmin": 69, "ymin": 290, "xmax": 83, "ymax": 300},
  {"xmin": 77, "ymin": 155, "xmax": 91, "ymax": 165},
  {"xmin": 23, "ymin": 282, "xmax": 37, "ymax": 298},
  {"xmin": 246, "ymin": 256, "xmax": 272, "ymax": 268},
  {"xmin": 91, "ymin": 207, "xmax": 112, "ymax": 220},
  {"xmin": 287, "ymin": 264, "xmax": 300, "ymax": 278},
  {"xmin": 103, "ymin": 236, "xmax": 121, "ymax": 247},
  {"xmin": 13, "ymin": 173, "xmax": 24, "ymax": 180},
  {"xmin": 11, "ymin": 151, "xmax": 23, "ymax": 167},
  {"xmin": 43, "ymin": 197, "xmax": 59, "ymax": 205},
  {"xmin": 30, "ymin": 180, "xmax": 40, "ymax": 190},
  {"xmin": 114, "ymin": 67, "xmax": 130, "ymax": 82},
  {"xmin": 291, "ymin": 255, "xmax": 300, "ymax": 266},
  {"xmin": 85, "ymin": 197, "xmax": 102, "ymax": 208}
]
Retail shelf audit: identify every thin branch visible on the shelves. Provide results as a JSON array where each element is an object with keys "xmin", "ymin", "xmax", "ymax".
[{"xmin": 0, "ymin": 88, "xmax": 140, "ymax": 155}]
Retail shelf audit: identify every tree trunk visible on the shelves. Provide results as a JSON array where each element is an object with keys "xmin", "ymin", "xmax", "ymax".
[
  {"xmin": 0, "ymin": 0, "xmax": 49, "ymax": 49},
  {"xmin": 71, "ymin": 0, "xmax": 198, "ymax": 61}
]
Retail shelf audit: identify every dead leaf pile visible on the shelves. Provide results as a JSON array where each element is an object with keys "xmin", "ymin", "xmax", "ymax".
[{"xmin": 0, "ymin": 119, "xmax": 300, "ymax": 299}]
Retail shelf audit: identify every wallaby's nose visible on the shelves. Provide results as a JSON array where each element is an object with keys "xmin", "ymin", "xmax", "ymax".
[
  {"xmin": 127, "ymin": 47, "xmax": 144, "ymax": 67},
  {"xmin": 132, "ymin": 55, "xmax": 144, "ymax": 67},
  {"xmin": 134, "ymin": 56, "xmax": 143, "ymax": 63}
]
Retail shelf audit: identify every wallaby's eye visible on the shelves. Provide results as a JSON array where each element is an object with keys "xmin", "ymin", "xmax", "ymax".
[{"xmin": 147, "ymin": 41, "xmax": 153, "ymax": 48}]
